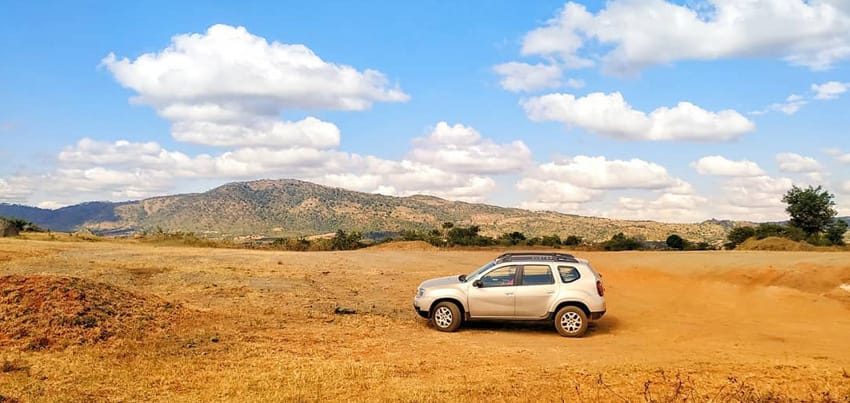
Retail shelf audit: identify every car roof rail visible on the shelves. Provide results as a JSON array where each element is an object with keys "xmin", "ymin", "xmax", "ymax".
[{"xmin": 496, "ymin": 252, "xmax": 578, "ymax": 263}]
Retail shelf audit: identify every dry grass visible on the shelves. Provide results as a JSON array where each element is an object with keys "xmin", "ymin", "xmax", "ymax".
[{"xmin": 1, "ymin": 237, "xmax": 849, "ymax": 401}]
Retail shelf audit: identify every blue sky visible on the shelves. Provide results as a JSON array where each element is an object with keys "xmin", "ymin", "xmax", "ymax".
[{"xmin": 1, "ymin": 0, "xmax": 849, "ymax": 222}]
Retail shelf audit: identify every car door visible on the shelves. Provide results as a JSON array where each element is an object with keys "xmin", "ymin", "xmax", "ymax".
[
  {"xmin": 467, "ymin": 265, "xmax": 518, "ymax": 318},
  {"xmin": 514, "ymin": 264, "xmax": 558, "ymax": 318}
]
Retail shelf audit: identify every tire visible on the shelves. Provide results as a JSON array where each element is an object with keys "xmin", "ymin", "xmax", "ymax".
[
  {"xmin": 430, "ymin": 301, "xmax": 462, "ymax": 332},
  {"xmin": 554, "ymin": 306, "xmax": 588, "ymax": 337}
]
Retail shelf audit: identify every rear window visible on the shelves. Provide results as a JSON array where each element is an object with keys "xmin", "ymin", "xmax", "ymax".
[
  {"xmin": 521, "ymin": 265, "xmax": 554, "ymax": 286},
  {"xmin": 558, "ymin": 266, "xmax": 581, "ymax": 283}
]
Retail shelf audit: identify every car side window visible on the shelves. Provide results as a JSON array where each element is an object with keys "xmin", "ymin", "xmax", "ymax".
[
  {"xmin": 480, "ymin": 266, "xmax": 517, "ymax": 287},
  {"xmin": 521, "ymin": 265, "xmax": 554, "ymax": 286},
  {"xmin": 558, "ymin": 266, "xmax": 581, "ymax": 283}
]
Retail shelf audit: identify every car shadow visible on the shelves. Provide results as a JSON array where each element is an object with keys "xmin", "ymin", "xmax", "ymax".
[{"xmin": 419, "ymin": 315, "xmax": 621, "ymax": 337}]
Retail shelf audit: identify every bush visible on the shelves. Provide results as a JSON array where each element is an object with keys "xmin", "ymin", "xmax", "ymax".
[
  {"xmin": 541, "ymin": 235, "xmax": 561, "ymax": 247},
  {"xmin": 563, "ymin": 235, "xmax": 583, "ymax": 246},
  {"xmin": 754, "ymin": 223, "xmax": 805, "ymax": 241},
  {"xmin": 825, "ymin": 220, "xmax": 848, "ymax": 246},
  {"xmin": 726, "ymin": 226, "xmax": 756, "ymax": 249},
  {"xmin": 603, "ymin": 233, "xmax": 643, "ymax": 251},
  {"xmin": 666, "ymin": 234, "xmax": 685, "ymax": 250},
  {"xmin": 498, "ymin": 231, "xmax": 527, "ymax": 246}
]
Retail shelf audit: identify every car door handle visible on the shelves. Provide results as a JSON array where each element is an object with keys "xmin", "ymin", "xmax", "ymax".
[
  {"xmin": 546, "ymin": 291, "xmax": 555, "ymax": 294},
  {"xmin": 505, "ymin": 292, "xmax": 514, "ymax": 296}
]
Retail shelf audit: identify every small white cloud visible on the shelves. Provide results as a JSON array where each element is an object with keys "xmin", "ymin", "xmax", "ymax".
[
  {"xmin": 841, "ymin": 180, "xmax": 850, "ymax": 194},
  {"xmin": 691, "ymin": 155, "xmax": 765, "ymax": 177},
  {"xmin": 407, "ymin": 122, "xmax": 532, "ymax": 174},
  {"xmin": 775, "ymin": 152, "xmax": 823, "ymax": 173},
  {"xmin": 721, "ymin": 175, "xmax": 794, "ymax": 209},
  {"xmin": 0, "ymin": 177, "xmax": 32, "ymax": 202},
  {"xmin": 523, "ymin": 92, "xmax": 755, "ymax": 141},
  {"xmin": 493, "ymin": 62, "xmax": 563, "ymax": 93},
  {"xmin": 768, "ymin": 94, "xmax": 808, "ymax": 115},
  {"xmin": 812, "ymin": 81, "xmax": 849, "ymax": 100}
]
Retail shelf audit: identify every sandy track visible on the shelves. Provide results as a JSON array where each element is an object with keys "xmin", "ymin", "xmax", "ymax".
[{"xmin": 1, "ymin": 239, "xmax": 849, "ymax": 401}]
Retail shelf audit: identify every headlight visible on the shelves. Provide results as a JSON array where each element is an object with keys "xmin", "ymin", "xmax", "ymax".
[{"xmin": 417, "ymin": 287, "xmax": 425, "ymax": 297}]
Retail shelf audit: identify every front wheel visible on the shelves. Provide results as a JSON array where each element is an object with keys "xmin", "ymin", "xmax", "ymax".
[
  {"xmin": 430, "ymin": 301, "xmax": 462, "ymax": 332},
  {"xmin": 554, "ymin": 306, "xmax": 588, "ymax": 337}
]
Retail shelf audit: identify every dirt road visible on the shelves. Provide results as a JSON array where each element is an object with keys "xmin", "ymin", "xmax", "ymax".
[{"xmin": 1, "ymin": 238, "xmax": 849, "ymax": 401}]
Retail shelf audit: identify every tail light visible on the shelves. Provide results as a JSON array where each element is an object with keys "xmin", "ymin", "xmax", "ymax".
[{"xmin": 596, "ymin": 280, "xmax": 604, "ymax": 297}]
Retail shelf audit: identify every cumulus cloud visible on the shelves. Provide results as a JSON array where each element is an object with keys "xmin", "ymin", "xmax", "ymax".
[
  {"xmin": 776, "ymin": 152, "xmax": 823, "ymax": 173},
  {"xmin": 521, "ymin": 1, "xmax": 850, "ymax": 75},
  {"xmin": 102, "ymin": 24, "xmax": 407, "ymax": 149},
  {"xmin": 523, "ymin": 92, "xmax": 754, "ymax": 141},
  {"xmin": 824, "ymin": 148, "xmax": 850, "ymax": 164},
  {"xmin": 610, "ymin": 193, "xmax": 709, "ymax": 223},
  {"xmin": 516, "ymin": 155, "xmax": 694, "ymax": 214},
  {"xmin": 721, "ymin": 175, "xmax": 794, "ymax": 209},
  {"xmin": 841, "ymin": 180, "xmax": 850, "ymax": 194},
  {"xmin": 812, "ymin": 81, "xmax": 849, "ymax": 100},
  {"xmin": 690, "ymin": 155, "xmax": 765, "ymax": 177},
  {"xmin": 407, "ymin": 122, "xmax": 532, "ymax": 174}
]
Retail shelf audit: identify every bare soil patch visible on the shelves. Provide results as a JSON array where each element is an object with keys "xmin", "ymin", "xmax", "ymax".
[{"xmin": 0, "ymin": 275, "xmax": 184, "ymax": 350}]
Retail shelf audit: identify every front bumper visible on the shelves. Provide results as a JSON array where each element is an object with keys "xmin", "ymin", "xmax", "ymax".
[{"xmin": 413, "ymin": 302, "xmax": 429, "ymax": 318}]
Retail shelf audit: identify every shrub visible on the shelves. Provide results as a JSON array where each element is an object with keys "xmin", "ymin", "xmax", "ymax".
[
  {"xmin": 726, "ymin": 226, "xmax": 756, "ymax": 249},
  {"xmin": 666, "ymin": 234, "xmax": 685, "ymax": 250},
  {"xmin": 603, "ymin": 233, "xmax": 643, "ymax": 251}
]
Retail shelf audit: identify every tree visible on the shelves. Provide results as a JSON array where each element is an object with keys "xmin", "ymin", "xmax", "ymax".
[
  {"xmin": 499, "ymin": 231, "xmax": 526, "ymax": 246},
  {"xmin": 603, "ymin": 233, "xmax": 642, "ymax": 251},
  {"xmin": 726, "ymin": 226, "xmax": 755, "ymax": 249},
  {"xmin": 825, "ymin": 220, "xmax": 848, "ymax": 246},
  {"xmin": 782, "ymin": 185, "xmax": 837, "ymax": 236},
  {"xmin": 441, "ymin": 222, "xmax": 454, "ymax": 230},
  {"xmin": 563, "ymin": 235, "xmax": 583, "ymax": 246},
  {"xmin": 666, "ymin": 234, "xmax": 685, "ymax": 250}
]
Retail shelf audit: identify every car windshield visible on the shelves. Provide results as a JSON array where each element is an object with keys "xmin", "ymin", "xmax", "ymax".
[{"xmin": 464, "ymin": 261, "xmax": 496, "ymax": 281}]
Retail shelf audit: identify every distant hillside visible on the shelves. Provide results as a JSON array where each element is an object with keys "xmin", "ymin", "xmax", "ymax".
[
  {"xmin": 0, "ymin": 202, "xmax": 130, "ymax": 232},
  {"xmin": 2, "ymin": 179, "xmax": 738, "ymax": 243}
]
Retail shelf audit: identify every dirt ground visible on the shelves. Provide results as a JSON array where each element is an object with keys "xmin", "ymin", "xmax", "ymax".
[{"xmin": 1, "ymin": 238, "xmax": 850, "ymax": 402}]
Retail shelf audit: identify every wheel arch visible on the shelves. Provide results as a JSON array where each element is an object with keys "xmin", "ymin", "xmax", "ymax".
[
  {"xmin": 549, "ymin": 300, "xmax": 590, "ymax": 320},
  {"xmin": 429, "ymin": 297, "xmax": 466, "ymax": 318}
]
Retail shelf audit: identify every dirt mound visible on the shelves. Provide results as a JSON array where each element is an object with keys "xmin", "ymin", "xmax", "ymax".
[
  {"xmin": 369, "ymin": 240, "xmax": 438, "ymax": 251},
  {"xmin": 737, "ymin": 237, "xmax": 816, "ymax": 251},
  {"xmin": 0, "ymin": 275, "xmax": 183, "ymax": 349}
]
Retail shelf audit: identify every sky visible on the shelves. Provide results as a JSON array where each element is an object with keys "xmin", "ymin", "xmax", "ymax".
[{"xmin": 1, "ymin": 0, "xmax": 849, "ymax": 223}]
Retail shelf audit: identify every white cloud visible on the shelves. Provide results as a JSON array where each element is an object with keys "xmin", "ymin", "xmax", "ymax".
[
  {"xmin": 610, "ymin": 193, "xmax": 709, "ymax": 223},
  {"xmin": 102, "ymin": 24, "xmax": 408, "ymax": 111},
  {"xmin": 536, "ymin": 155, "xmax": 676, "ymax": 189},
  {"xmin": 812, "ymin": 81, "xmax": 849, "ymax": 100},
  {"xmin": 493, "ymin": 62, "xmax": 563, "ymax": 92},
  {"xmin": 723, "ymin": 175, "xmax": 794, "ymax": 209},
  {"xmin": 841, "ymin": 180, "xmax": 850, "ymax": 194},
  {"xmin": 0, "ymin": 177, "xmax": 32, "ymax": 202},
  {"xmin": 690, "ymin": 155, "xmax": 765, "ymax": 177},
  {"xmin": 171, "ymin": 117, "xmax": 340, "ymax": 149},
  {"xmin": 521, "ymin": 1, "xmax": 850, "ymax": 75},
  {"xmin": 516, "ymin": 155, "xmax": 695, "ymax": 215},
  {"xmin": 102, "ymin": 24, "xmax": 407, "ymax": 149},
  {"xmin": 407, "ymin": 122, "xmax": 532, "ymax": 174},
  {"xmin": 775, "ymin": 152, "xmax": 823, "ymax": 173},
  {"xmin": 824, "ymin": 148, "xmax": 850, "ymax": 164},
  {"xmin": 769, "ymin": 94, "xmax": 808, "ymax": 115},
  {"xmin": 523, "ymin": 92, "xmax": 754, "ymax": 141}
]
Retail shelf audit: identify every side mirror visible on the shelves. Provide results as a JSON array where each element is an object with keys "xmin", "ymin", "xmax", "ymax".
[{"xmin": 472, "ymin": 279, "xmax": 483, "ymax": 288}]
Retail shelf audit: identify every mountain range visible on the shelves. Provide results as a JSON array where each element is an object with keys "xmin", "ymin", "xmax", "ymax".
[{"xmin": 0, "ymin": 178, "xmax": 772, "ymax": 243}]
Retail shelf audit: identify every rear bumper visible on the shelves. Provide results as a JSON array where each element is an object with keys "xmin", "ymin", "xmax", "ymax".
[{"xmin": 590, "ymin": 310, "xmax": 606, "ymax": 320}]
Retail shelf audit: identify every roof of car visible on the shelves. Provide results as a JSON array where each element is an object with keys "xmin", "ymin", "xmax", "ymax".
[{"xmin": 495, "ymin": 252, "xmax": 579, "ymax": 264}]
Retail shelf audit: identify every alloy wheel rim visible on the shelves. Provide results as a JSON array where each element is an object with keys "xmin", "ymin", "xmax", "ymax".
[
  {"xmin": 560, "ymin": 311, "xmax": 582, "ymax": 333},
  {"xmin": 434, "ymin": 306, "xmax": 453, "ymax": 328}
]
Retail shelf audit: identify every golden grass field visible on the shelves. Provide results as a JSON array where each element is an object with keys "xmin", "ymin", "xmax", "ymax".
[{"xmin": 2, "ymin": 236, "xmax": 850, "ymax": 402}]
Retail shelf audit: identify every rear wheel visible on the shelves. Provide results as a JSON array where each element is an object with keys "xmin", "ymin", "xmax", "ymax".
[
  {"xmin": 554, "ymin": 306, "xmax": 588, "ymax": 337},
  {"xmin": 430, "ymin": 301, "xmax": 462, "ymax": 332}
]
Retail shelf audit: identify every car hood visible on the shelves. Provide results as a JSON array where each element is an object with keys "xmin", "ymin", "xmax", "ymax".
[{"xmin": 420, "ymin": 275, "xmax": 462, "ymax": 289}]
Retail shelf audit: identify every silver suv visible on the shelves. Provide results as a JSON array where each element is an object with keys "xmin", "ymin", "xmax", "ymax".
[{"xmin": 413, "ymin": 252, "xmax": 606, "ymax": 337}]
